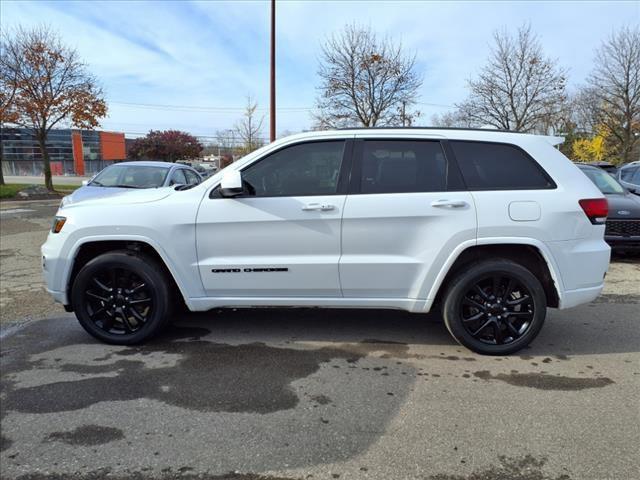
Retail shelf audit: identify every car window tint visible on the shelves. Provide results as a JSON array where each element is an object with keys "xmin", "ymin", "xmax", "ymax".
[
  {"xmin": 242, "ymin": 141, "xmax": 345, "ymax": 197},
  {"xmin": 621, "ymin": 166, "xmax": 639, "ymax": 183},
  {"xmin": 168, "ymin": 168, "xmax": 187, "ymax": 186},
  {"xmin": 450, "ymin": 141, "xmax": 553, "ymax": 190},
  {"xmin": 631, "ymin": 168, "xmax": 640, "ymax": 184},
  {"xmin": 184, "ymin": 169, "xmax": 200, "ymax": 185},
  {"xmin": 91, "ymin": 165, "xmax": 168, "ymax": 188},
  {"xmin": 359, "ymin": 140, "xmax": 447, "ymax": 194}
]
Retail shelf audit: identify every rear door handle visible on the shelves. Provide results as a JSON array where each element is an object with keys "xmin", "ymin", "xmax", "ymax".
[
  {"xmin": 431, "ymin": 199, "xmax": 468, "ymax": 208},
  {"xmin": 302, "ymin": 203, "xmax": 335, "ymax": 211}
]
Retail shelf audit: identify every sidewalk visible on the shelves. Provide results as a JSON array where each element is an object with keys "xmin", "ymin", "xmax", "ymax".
[{"xmin": 4, "ymin": 175, "xmax": 89, "ymax": 186}]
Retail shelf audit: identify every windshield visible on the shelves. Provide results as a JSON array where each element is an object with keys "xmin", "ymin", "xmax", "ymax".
[
  {"xmin": 582, "ymin": 167, "xmax": 625, "ymax": 194},
  {"xmin": 90, "ymin": 165, "xmax": 170, "ymax": 188}
]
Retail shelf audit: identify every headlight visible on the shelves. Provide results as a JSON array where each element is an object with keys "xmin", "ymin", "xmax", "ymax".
[{"xmin": 51, "ymin": 216, "xmax": 67, "ymax": 233}]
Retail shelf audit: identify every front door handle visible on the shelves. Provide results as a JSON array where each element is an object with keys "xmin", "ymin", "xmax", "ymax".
[
  {"xmin": 431, "ymin": 199, "xmax": 468, "ymax": 208},
  {"xmin": 302, "ymin": 203, "xmax": 335, "ymax": 211}
]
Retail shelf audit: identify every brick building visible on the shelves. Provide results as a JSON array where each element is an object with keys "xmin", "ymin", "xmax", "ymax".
[{"xmin": 0, "ymin": 127, "xmax": 126, "ymax": 176}]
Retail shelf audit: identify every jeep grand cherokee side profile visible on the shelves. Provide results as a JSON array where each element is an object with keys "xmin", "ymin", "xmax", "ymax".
[{"xmin": 42, "ymin": 128, "xmax": 611, "ymax": 355}]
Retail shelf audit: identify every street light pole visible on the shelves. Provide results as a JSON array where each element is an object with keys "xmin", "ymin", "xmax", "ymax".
[{"xmin": 269, "ymin": 0, "xmax": 276, "ymax": 142}]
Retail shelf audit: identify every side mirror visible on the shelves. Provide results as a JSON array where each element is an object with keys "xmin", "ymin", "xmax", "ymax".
[
  {"xmin": 219, "ymin": 170, "xmax": 243, "ymax": 197},
  {"xmin": 82, "ymin": 180, "xmax": 89, "ymax": 186}
]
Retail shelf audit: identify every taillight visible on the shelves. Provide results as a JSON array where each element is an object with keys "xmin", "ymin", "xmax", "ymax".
[{"xmin": 579, "ymin": 198, "xmax": 608, "ymax": 225}]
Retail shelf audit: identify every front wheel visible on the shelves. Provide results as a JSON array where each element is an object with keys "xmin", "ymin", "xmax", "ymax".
[
  {"xmin": 71, "ymin": 251, "xmax": 171, "ymax": 344},
  {"xmin": 442, "ymin": 259, "xmax": 547, "ymax": 355}
]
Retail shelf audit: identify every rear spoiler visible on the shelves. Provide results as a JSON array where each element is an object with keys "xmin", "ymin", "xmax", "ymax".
[{"xmin": 543, "ymin": 136, "xmax": 565, "ymax": 147}]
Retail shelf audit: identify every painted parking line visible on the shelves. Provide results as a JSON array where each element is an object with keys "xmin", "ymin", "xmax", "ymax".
[{"xmin": 0, "ymin": 208, "xmax": 35, "ymax": 215}]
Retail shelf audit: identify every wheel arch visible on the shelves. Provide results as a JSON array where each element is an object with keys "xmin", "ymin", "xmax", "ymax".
[
  {"xmin": 65, "ymin": 237, "xmax": 191, "ymax": 311},
  {"xmin": 427, "ymin": 240, "xmax": 562, "ymax": 311}
]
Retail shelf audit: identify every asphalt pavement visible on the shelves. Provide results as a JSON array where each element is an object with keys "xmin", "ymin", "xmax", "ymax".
[{"xmin": 0, "ymin": 199, "xmax": 639, "ymax": 480}]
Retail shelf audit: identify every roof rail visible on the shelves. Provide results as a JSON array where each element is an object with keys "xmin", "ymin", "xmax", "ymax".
[{"xmin": 334, "ymin": 126, "xmax": 527, "ymax": 134}]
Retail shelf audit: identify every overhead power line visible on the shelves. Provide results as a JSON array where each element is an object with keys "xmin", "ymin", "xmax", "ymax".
[{"xmin": 109, "ymin": 100, "xmax": 454, "ymax": 112}]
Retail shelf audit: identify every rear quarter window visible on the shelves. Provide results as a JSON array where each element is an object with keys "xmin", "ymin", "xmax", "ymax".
[{"xmin": 450, "ymin": 140, "xmax": 555, "ymax": 190}]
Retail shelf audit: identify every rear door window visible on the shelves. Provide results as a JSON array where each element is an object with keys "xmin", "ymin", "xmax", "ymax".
[
  {"xmin": 358, "ymin": 140, "xmax": 448, "ymax": 194},
  {"xmin": 450, "ymin": 141, "xmax": 554, "ymax": 190}
]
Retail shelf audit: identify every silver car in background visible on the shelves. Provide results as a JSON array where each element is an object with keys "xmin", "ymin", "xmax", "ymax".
[{"xmin": 61, "ymin": 161, "xmax": 202, "ymax": 207}]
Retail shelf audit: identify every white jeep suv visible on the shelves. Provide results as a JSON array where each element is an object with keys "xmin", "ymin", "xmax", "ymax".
[{"xmin": 42, "ymin": 128, "xmax": 611, "ymax": 355}]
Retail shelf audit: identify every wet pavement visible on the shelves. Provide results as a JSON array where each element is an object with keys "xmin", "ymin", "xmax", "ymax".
[
  {"xmin": 1, "ymin": 199, "xmax": 639, "ymax": 480},
  {"xmin": 1, "ymin": 304, "xmax": 639, "ymax": 480}
]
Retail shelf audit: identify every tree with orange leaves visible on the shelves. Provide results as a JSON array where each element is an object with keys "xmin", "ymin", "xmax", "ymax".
[{"xmin": 0, "ymin": 26, "xmax": 107, "ymax": 191}]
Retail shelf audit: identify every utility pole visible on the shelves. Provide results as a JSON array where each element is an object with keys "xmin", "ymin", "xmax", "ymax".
[{"xmin": 269, "ymin": 0, "xmax": 276, "ymax": 142}]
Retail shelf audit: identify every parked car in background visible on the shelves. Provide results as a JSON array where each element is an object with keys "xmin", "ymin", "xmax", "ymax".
[
  {"xmin": 616, "ymin": 161, "xmax": 640, "ymax": 194},
  {"xmin": 578, "ymin": 164, "xmax": 640, "ymax": 251},
  {"xmin": 43, "ymin": 129, "xmax": 610, "ymax": 355},
  {"xmin": 61, "ymin": 161, "xmax": 202, "ymax": 207},
  {"xmin": 586, "ymin": 161, "xmax": 618, "ymax": 176},
  {"xmin": 193, "ymin": 162, "xmax": 218, "ymax": 178}
]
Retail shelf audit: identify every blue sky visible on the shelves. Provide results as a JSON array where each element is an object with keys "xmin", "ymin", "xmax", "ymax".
[{"xmin": 2, "ymin": 0, "xmax": 638, "ymax": 141}]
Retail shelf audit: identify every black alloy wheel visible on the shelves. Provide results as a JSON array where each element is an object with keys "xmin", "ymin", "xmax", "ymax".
[
  {"xmin": 72, "ymin": 251, "xmax": 171, "ymax": 344},
  {"xmin": 84, "ymin": 267, "xmax": 154, "ymax": 335},
  {"xmin": 442, "ymin": 259, "xmax": 547, "ymax": 355},
  {"xmin": 459, "ymin": 274, "xmax": 535, "ymax": 345}
]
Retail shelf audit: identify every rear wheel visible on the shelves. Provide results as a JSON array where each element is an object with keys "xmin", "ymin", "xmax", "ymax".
[
  {"xmin": 442, "ymin": 259, "xmax": 546, "ymax": 355},
  {"xmin": 71, "ymin": 251, "xmax": 171, "ymax": 344}
]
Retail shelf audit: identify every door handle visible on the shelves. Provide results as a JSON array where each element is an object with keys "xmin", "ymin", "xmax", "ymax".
[
  {"xmin": 431, "ymin": 199, "xmax": 468, "ymax": 208},
  {"xmin": 302, "ymin": 203, "xmax": 335, "ymax": 211}
]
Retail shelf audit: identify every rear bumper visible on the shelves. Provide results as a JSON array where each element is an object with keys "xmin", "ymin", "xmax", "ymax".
[
  {"xmin": 559, "ymin": 284, "xmax": 604, "ymax": 309},
  {"xmin": 545, "ymin": 238, "xmax": 610, "ymax": 309}
]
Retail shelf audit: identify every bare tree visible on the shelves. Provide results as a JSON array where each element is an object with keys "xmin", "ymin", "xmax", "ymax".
[
  {"xmin": 0, "ymin": 53, "xmax": 19, "ymax": 185},
  {"xmin": 314, "ymin": 24, "xmax": 422, "ymax": 128},
  {"xmin": 0, "ymin": 26, "xmax": 107, "ymax": 190},
  {"xmin": 215, "ymin": 129, "xmax": 237, "ymax": 156},
  {"xmin": 455, "ymin": 24, "xmax": 567, "ymax": 133},
  {"xmin": 430, "ymin": 110, "xmax": 478, "ymax": 128},
  {"xmin": 234, "ymin": 96, "xmax": 265, "ymax": 154},
  {"xmin": 586, "ymin": 26, "xmax": 640, "ymax": 164}
]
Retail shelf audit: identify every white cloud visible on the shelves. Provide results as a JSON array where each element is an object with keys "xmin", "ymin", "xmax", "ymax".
[{"xmin": 2, "ymin": 0, "xmax": 638, "ymax": 138}]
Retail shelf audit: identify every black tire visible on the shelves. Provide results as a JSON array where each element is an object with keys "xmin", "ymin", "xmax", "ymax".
[
  {"xmin": 71, "ymin": 250, "xmax": 171, "ymax": 344},
  {"xmin": 442, "ymin": 259, "xmax": 546, "ymax": 355}
]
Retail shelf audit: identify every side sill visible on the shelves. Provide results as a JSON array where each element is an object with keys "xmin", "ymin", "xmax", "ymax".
[{"xmin": 187, "ymin": 297, "xmax": 428, "ymax": 313}]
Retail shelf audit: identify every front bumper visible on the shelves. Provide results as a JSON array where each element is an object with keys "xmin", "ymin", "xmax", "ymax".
[{"xmin": 41, "ymin": 232, "xmax": 71, "ymax": 305}]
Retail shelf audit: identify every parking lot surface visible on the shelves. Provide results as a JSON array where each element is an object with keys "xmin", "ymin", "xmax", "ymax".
[{"xmin": 1, "ymin": 199, "xmax": 639, "ymax": 480}]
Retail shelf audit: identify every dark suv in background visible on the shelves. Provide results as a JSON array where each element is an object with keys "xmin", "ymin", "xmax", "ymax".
[{"xmin": 578, "ymin": 164, "xmax": 640, "ymax": 251}]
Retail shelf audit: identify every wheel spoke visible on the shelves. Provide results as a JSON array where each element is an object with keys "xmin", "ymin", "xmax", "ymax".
[
  {"xmin": 492, "ymin": 276, "xmax": 501, "ymax": 297},
  {"xmin": 93, "ymin": 277, "xmax": 112, "ymax": 292},
  {"xmin": 129, "ymin": 297, "xmax": 151, "ymax": 305},
  {"xmin": 101, "ymin": 314, "xmax": 114, "ymax": 331},
  {"xmin": 503, "ymin": 278, "xmax": 516, "ymax": 300},
  {"xmin": 505, "ymin": 320, "xmax": 520, "ymax": 337},
  {"xmin": 493, "ymin": 322, "xmax": 503, "ymax": 344},
  {"xmin": 86, "ymin": 291, "xmax": 110, "ymax": 302},
  {"xmin": 471, "ymin": 318, "xmax": 494, "ymax": 337},
  {"xmin": 89, "ymin": 306, "xmax": 106, "ymax": 318},
  {"xmin": 474, "ymin": 284, "xmax": 490, "ymax": 300},
  {"xmin": 507, "ymin": 295, "xmax": 530, "ymax": 306},
  {"xmin": 128, "ymin": 306, "xmax": 146, "ymax": 323},
  {"xmin": 463, "ymin": 297, "xmax": 485, "ymax": 310},
  {"xmin": 463, "ymin": 311, "xmax": 486, "ymax": 322},
  {"xmin": 120, "ymin": 310, "xmax": 134, "ymax": 333},
  {"xmin": 129, "ymin": 282, "xmax": 146, "ymax": 294},
  {"xmin": 508, "ymin": 311, "xmax": 533, "ymax": 317}
]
